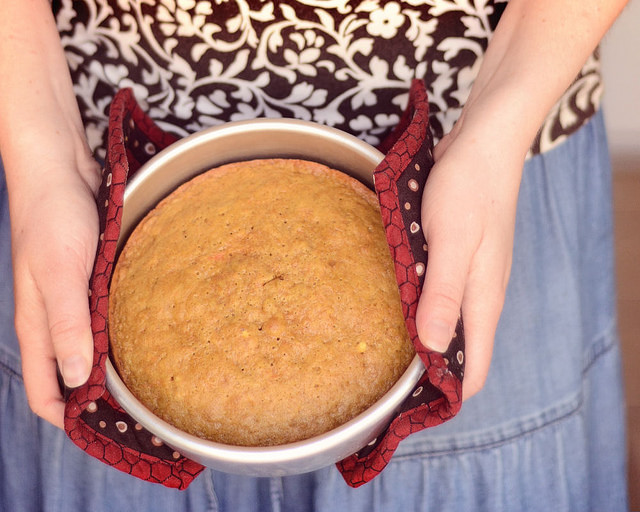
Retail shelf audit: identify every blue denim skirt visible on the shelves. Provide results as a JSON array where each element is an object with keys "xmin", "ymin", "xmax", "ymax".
[{"xmin": 0, "ymin": 110, "xmax": 628, "ymax": 511}]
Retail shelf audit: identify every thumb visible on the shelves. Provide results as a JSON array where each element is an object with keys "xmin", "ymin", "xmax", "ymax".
[
  {"xmin": 40, "ymin": 255, "xmax": 94, "ymax": 388},
  {"xmin": 415, "ymin": 236, "xmax": 468, "ymax": 353}
]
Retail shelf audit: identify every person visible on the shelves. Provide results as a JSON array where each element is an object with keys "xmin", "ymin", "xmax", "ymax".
[{"xmin": 0, "ymin": 0, "xmax": 629, "ymax": 510}]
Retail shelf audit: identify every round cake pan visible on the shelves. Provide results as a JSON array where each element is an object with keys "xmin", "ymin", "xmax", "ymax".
[{"xmin": 106, "ymin": 118, "xmax": 425, "ymax": 477}]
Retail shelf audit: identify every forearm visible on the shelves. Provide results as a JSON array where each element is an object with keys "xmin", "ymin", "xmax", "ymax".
[
  {"xmin": 460, "ymin": 0, "xmax": 628, "ymax": 158},
  {"xmin": 0, "ymin": 0, "xmax": 95, "ymax": 194},
  {"xmin": 0, "ymin": 1, "xmax": 100, "ymax": 422}
]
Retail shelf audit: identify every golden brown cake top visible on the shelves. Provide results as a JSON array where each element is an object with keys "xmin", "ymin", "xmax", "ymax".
[{"xmin": 109, "ymin": 158, "xmax": 414, "ymax": 447}]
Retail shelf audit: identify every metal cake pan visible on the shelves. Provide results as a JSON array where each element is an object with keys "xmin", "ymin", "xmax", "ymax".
[{"xmin": 106, "ymin": 118, "xmax": 424, "ymax": 477}]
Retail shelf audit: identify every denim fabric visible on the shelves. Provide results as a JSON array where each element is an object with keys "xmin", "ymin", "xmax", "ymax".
[{"xmin": 0, "ymin": 110, "xmax": 628, "ymax": 511}]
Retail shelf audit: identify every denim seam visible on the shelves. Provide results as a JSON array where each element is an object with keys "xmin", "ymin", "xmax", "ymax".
[
  {"xmin": 0, "ymin": 351, "xmax": 21, "ymax": 381},
  {"xmin": 195, "ymin": 471, "xmax": 220, "ymax": 512},
  {"xmin": 390, "ymin": 392, "xmax": 584, "ymax": 462},
  {"xmin": 390, "ymin": 327, "xmax": 619, "ymax": 462},
  {"xmin": 582, "ymin": 318, "xmax": 618, "ymax": 376}
]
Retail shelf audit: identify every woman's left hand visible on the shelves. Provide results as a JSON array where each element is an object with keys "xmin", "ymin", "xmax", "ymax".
[{"xmin": 415, "ymin": 109, "xmax": 525, "ymax": 400}]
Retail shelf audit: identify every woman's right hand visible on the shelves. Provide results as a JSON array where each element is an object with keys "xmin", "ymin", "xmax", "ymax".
[
  {"xmin": 414, "ymin": 0, "xmax": 629, "ymax": 401},
  {"xmin": 0, "ymin": 0, "xmax": 101, "ymax": 428},
  {"xmin": 6, "ymin": 144, "xmax": 101, "ymax": 429},
  {"xmin": 8, "ymin": 133, "xmax": 101, "ymax": 430}
]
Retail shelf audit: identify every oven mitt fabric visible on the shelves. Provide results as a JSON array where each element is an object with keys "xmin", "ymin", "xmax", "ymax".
[
  {"xmin": 63, "ymin": 79, "xmax": 464, "ymax": 490},
  {"xmin": 337, "ymin": 79, "xmax": 464, "ymax": 487}
]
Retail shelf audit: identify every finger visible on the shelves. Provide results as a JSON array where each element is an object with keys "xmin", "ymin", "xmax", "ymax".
[
  {"xmin": 37, "ymin": 248, "xmax": 94, "ymax": 389},
  {"xmin": 415, "ymin": 230, "xmax": 470, "ymax": 353},
  {"xmin": 14, "ymin": 273, "xmax": 66, "ymax": 429},
  {"xmin": 458, "ymin": 250, "xmax": 511, "ymax": 400},
  {"xmin": 459, "ymin": 304, "xmax": 496, "ymax": 401},
  {"xmin": 433, "ymin": 112, "xmax": 465, "ymax": 161},
  {"xmin": 20, "ymin": 339, "xmax": 66, "ymax": 429}
]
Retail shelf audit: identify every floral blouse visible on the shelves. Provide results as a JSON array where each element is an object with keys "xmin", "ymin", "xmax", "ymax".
[{"xmin": 54, "ymin": 0, "xmax": 602, "ymax": 158}]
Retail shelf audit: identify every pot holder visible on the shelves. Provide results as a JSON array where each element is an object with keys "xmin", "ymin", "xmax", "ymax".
[{"xmin": 63, "ymin": 79, "xmax": 464, "ymax": 490}]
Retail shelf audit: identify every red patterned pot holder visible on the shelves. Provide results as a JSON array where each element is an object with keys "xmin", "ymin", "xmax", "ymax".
[{"xmin": 63, "ymin": 79, "xmax": 464, "ymax": 490}]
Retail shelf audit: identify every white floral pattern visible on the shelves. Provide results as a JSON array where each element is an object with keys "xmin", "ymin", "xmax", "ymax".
[{"xmin": 53, "ymin": 0, "xmax": 601, "ymax": 157}]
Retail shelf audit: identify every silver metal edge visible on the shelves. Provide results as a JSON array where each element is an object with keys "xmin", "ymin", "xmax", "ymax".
[{"xmin": 106, "ymin": 355, "xmax": 424, "ymax": 476}]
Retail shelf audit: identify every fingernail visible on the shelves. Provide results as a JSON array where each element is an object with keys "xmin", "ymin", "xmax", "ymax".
[
  {"xmin": 61, "ymin": 355, "xmax": 90, "ymax": 388},
  {"xmin": 423, "ymin": 320, "xmax": 453, "ymax": 352}
]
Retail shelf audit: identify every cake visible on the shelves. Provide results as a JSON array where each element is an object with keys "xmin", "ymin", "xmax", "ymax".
[{"xmin": 109, "ymin": 158, "xmax": 414, "ymax": 447}]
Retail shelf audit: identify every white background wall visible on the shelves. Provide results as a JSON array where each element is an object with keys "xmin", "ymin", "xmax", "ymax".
[{"xmin": 601, "ymin": 0, "xmax": 640, "ymax": 169}]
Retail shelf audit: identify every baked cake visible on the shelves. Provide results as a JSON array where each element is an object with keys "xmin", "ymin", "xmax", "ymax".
[{"xmin": 109, "ymin": 158, "xmax": 414, "ymax": 447}]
